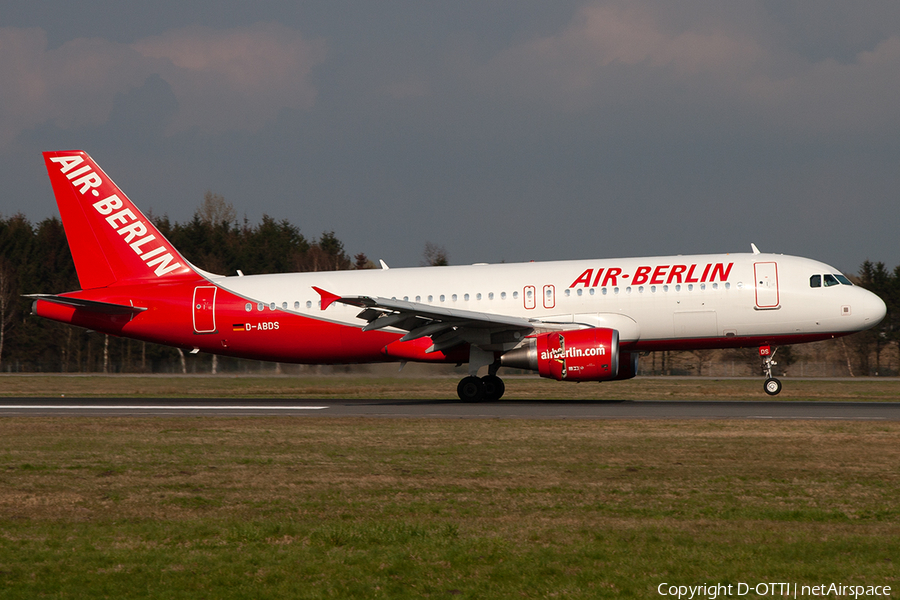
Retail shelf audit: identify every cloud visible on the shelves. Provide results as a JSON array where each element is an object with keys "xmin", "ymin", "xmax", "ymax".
[
  {"xmin": 133, "ymin": 24, "xmax": 326, "ymax": 133},
  {"xmin": 381, "ymin": 80, "xmax": 430, "ymax": 100},
  {"xmin": 474, "ymin": 4, "xmax": 767, "ymax": 111},
  {"xmin": 471, "ymin": 2, "xmax": 900, "ymax": 135},
  {"xmin": 745, "ymin": 35, "xmax": 900, "ymax": 135},
  {"xmin": 0, "ymin": 24, "xmax": 325, "ymax": 147},
  {"xmin": 0, "ymin": 28, "xmax": 149, "ymax": 147}
]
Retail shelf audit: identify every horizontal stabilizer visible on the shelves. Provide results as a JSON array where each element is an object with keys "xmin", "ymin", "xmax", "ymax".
[{"xmin": 25, "ymin": 294, "xmax": 148, "ymax": 315}]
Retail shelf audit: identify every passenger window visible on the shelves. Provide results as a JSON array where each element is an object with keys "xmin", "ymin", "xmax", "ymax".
[
  {"xmin": 810, "ymin": 275, "xmax": 821, "ymax": 288},
  {"xmin": 824, "ymin": 274, "xmax": 839, "ymax": 287}
]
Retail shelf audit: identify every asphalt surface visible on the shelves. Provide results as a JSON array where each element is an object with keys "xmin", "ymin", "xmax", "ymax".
[{"xmin": 1, "ymin": 399, "xmax": 899, "ymax": 420}]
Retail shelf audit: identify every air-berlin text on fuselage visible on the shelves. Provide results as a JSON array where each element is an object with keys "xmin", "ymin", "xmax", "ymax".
[
  {"xmin": 49, "ymin": 155, "xmax": 183, "ymax": 277},
  {"xmin": 568, "ymin": 263, "xmax": 734, "ymax": 289}
]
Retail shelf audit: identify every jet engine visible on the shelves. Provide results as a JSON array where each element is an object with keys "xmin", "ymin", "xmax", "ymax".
[
  {"xmin": 500, "ymin": 328, "xmax": 635, "ymax": 382},
  {"xmin": 615, "ymin": 351, "xmax": 640, "ymax": 381}
]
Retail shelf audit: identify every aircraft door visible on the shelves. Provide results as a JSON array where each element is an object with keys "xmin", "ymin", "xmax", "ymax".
[
  {"xmin": 753, "ymin": 262, "xmax": 779, "ymax": 309},
  {"xmin": 543, "ymin": 285, "xmax": 556, "ymax": 309},
  {"xmin": 193, "ymin": 286, "xmax": 217, "ymax": 333},
  {"xmin": 524, "ymin": 286, "xmax": 536, "ymax": 309}
]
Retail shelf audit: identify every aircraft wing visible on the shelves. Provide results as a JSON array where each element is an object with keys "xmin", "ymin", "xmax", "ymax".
[{"xmin": 313, "ymin": 287, "xmax": 567, "ymax": 353}]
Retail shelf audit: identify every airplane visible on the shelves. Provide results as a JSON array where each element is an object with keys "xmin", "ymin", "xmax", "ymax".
[{"xmin": 29, "ymin": 150, "xmax": 887, "ymax": 400}]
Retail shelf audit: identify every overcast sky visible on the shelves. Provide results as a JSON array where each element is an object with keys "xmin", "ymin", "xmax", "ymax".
[{"xmin": 2, "ymin": 1, "xmax": 899, "ymax": 273}]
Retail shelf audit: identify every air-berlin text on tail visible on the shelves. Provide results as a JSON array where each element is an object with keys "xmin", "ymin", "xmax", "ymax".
[
  {"xmin": 49, "ymin": 155, "xmax": 183, "ymax": 277},
  {"xmin": 569, "ymin": 263, "xmax": 734, "ymax": 289}
]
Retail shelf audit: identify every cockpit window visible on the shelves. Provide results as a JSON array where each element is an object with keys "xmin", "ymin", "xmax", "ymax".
[
  {"xmin": 834, "ymin": 274, "xmax": 853, "ymax": 286},
  {"xmin": 812, "ymin": 273, "xmax": 852, "ymax": 288}
]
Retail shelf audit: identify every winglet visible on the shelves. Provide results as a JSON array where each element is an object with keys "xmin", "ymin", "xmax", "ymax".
[{"xmin": 312, "ymin": 286, "xmax": 342, "ymax": 310}]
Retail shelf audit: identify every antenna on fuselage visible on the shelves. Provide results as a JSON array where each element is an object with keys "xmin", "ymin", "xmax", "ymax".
[{"xmin": 750, "ymin": 243, "xmax": 761, "ymax": 255}]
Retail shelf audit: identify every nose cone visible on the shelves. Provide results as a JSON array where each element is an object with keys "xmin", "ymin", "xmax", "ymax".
[{"xmin": 859, "ymin": 288, "xmax": 887, "ymax": 329}]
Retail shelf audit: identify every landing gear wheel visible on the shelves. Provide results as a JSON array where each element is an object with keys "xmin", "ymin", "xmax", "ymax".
[
  {"xmin": 760, "ymin": 346, "xmax": 783, "ymax": 396},
  {"xmin": 481, "ymin": 375, "xmax": 505, "ymax": 401},
  {"xmin": 457, "ymin": 376, "xmax": 485, "ymax": 402}
]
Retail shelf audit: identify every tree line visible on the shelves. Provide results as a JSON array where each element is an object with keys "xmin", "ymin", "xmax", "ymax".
[
  {"xmin": 0, "ymin": 194, "xmax": 898, "ymax": 375},
  {"xmin": 0, "ymin": 193, "xmax": 368, "ymax": 373}
]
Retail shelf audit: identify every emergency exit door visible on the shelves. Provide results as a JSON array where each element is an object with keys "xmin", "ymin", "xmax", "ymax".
[
  {"xmin": 754, "ymin": 262, "xmax": 779, "ymax": 309},
  {"xmin": 193, "ymin": 286, "xmax": 217, "ymax": 333}
]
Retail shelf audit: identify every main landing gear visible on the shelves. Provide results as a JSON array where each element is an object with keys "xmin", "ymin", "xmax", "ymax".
[
  {"xmin": 457, "ymin": 363, "xmax": 506, "ymax": 401},
  {"xmin": 760, "ymin": 345, "xmax": 782, "ymax": 396}
]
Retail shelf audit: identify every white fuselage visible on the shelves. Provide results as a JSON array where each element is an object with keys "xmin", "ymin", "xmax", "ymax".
[{"xmin": 209, "ymin": 252, "xmax": 886, "ymax": 351}]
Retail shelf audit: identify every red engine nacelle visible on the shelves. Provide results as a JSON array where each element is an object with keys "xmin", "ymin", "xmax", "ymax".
[{"xmin": 500, "ymin": 328, "xmax": 621, "ymax": 382}]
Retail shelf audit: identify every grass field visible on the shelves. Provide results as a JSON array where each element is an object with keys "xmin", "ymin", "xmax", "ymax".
[
  {"xmin": 0, "ymin": 413, "xmax": 898, "ymax": 598},
  {"xmin": 2, "ymin": 373, "xmax": 900, "ymax": 401}
]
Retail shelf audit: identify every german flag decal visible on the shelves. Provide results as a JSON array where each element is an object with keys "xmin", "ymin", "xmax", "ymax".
[{"xmin": 232, "ymin": 323, "xmax": 246, "ymax": 332}]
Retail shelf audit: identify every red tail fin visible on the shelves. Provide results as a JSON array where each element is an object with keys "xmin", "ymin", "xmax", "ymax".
[{"xmin": 43, "ymin": 150, "xmax": 197, "ymax": 289}]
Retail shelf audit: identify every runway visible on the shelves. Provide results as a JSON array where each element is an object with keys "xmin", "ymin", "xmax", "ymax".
[{"xmin": 1, "ymin": 398, "xmax": 899, "ymax": 419}]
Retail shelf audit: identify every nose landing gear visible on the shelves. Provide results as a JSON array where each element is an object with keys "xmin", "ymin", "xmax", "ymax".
[{"xmin": 760, "ymin": 345, "xmax": 782, "ymax": 396}]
